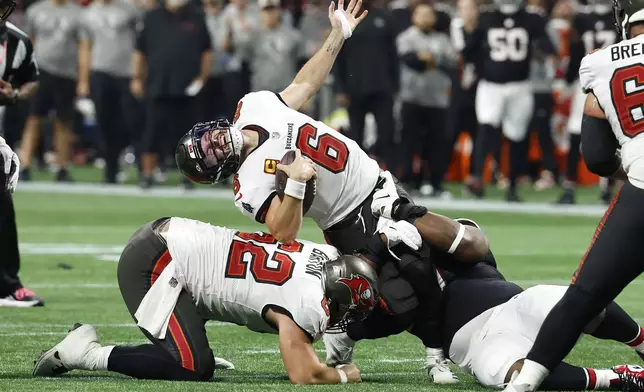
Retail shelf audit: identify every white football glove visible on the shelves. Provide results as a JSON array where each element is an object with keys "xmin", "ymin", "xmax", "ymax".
[
  {"xmin": 376, "ymin": 218, "xmax": 422, "ymax": 260},
  {"xmin": 371, "ymin": 171, "xmax": 402, "ymax": 219},
  {"xmin": 0, "ymin": 137, "xmax": 19, "ymax": 193},
  {"xmin": 214, "ymin": 357, "xmax": 235, "ymax": 370}
]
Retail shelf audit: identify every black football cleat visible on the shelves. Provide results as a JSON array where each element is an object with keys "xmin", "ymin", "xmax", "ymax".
[
  {"xmin": 613, "ymin": 365, "xmax": 644, "ymax": 392},
  {"xmin": 555, "ymin": 190, "xmax": 576, "ymax": 205}
]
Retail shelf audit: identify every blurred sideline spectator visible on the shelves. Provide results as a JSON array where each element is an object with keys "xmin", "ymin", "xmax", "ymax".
[
  {"xmin": 202, "ymin": 0, "xmax": 229, "ymax": 121},
  {"xmin": 244, "ymin": 0, "xmax": 304, "ymax": 92},
  {"xmin": 397, "ymin": 3, "xmax": 456, "ymax": 197},
  {"xmin": 78, "ymin": 0, "xmax": 142, "ymax": 184},
  {"xmin": 333, "ymin": 0, "xmax": 398, "ymax": 169},
  {"xmin": 133, "ymin": 0, "xmax": 211, "ymax": 189},
  {"xmin": 221, "ymin": 0, "xmax": 257, "ymax": 115},
  {"xmin": 447, "ymin": 0, "xmax": 479, "ymax": 190},
  {"xmin": 390, "ymin": 0, "xmax": 453, "ymax": 37},
  {"xmin": 528, "ymin": 0, "xmax": 559, "ymax": 191},
  {"xmin": 19, "ymin": 0, "xmax": 82, "ymax": 183}
]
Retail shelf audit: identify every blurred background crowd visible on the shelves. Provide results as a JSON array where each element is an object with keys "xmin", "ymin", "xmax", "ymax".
[{"xmin": 0, "ymin": 0, "xmax": 611, "ymax": 204}]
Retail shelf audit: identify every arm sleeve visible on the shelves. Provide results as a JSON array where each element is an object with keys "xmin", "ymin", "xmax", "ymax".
[
  {"xmin": 580, "ymin": 113, "xmax": 620, "ymax": 177},
  {"xmin": 397, "ymin": 31, "xmax": 426, "ymax": 72},
  {"xmin": 13, "ymin": 39, "xmax": 39, "ymax": 86}
]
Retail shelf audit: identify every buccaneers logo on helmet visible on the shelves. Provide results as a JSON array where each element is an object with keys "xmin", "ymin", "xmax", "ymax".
[{"xmin": 337, "ymin": 274, "xmax": 376, "ymax": 312}]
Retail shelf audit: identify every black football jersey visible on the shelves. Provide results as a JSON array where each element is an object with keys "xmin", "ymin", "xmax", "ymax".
[
  {"xmin": 566, "ymin": 10, "xmax": 618, "ymax": 84},
  {"xmin": 462, "ymin": 8, "xmax": 556, "ymax": 84}
]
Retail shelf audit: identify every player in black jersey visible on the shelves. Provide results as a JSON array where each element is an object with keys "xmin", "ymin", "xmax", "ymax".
[
  {"xmin": 462, "ymin": 0, "xmax": 556, "ymax": 202},
  {"xmin": 557, "ymin": 0, "xmax": 618, "ymax": 205}
]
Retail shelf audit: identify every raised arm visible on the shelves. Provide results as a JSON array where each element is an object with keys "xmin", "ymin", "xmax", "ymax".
[{"xmin": 279, "ymin": 0, "xmax": 367, "ymax": 111}]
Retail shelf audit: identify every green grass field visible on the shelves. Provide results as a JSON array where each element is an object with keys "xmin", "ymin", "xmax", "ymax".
[{"xmin": 1, "ymin": 184, "xmax": 641, "ymax": 392}]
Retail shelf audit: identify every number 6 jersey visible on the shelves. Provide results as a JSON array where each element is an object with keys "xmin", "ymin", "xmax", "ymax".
[
  {"xmin": 231, "ymin": 91, "xmax": 380, "ymax": 230},
  {"xmin": 580, "ymin": 34, "xmax": 644, "ymax": 188}
]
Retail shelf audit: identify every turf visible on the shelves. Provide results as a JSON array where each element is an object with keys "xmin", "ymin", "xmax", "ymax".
[{"xmin": 1, "ymin": 186, "xmax": 642, "ymax": 392}]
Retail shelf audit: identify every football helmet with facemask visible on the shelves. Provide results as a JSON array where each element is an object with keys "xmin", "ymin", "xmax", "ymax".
[
  {"xmin": 613, "ymin": 0, "xmax": 644, "ymax": 39},
  {"xmin": 323, "ymin": 254, "xmax": 379, "ymax": 333},
  {"xmin": 175, "ymin": 119, "xmax": 244, "ymax": 184},
  {"xmin": 0, "ymin": 0, "xmax": 15, "ymax": 21}
]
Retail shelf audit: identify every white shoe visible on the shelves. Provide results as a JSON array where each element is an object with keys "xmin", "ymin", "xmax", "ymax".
[
  {"xmin": 425, "ymin": 348, "xmax": 459, "ymax": 384},
  {"xmin": 214, "ymin": 357, "xmax": 235, "ymax": 370},
  {"xmin": 323, "ymin": 332, "xmax": 355, "ymax": 367},
  {"xmin": 429, "ymin": 361, "xmax": 460, "ymax": 384},
  {"xmin": 32, "ymin": 323, "xmax": 102, "ymax": 376},
  {"xmin": 371, "ymin": 171, "xmax": 401, "ymax": 219}
]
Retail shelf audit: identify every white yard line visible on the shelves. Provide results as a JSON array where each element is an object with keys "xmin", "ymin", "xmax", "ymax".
[
  {"xmin": 0, "ymin": 322, "xmax": 231, "ymax": 329},
  {"xmin": 17, "ymin": 182, "xmax": 609, "ymax": 217}
]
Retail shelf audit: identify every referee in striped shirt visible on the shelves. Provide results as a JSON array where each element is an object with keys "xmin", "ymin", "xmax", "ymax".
[{"xmin": 0, "ymin": 0, "xmax": 43, "ymax": 307}]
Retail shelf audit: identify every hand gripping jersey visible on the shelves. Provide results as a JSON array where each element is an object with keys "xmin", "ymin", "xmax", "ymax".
[
  {"xmin": 165, "ymin": 217, "xmax": 334, "ymax": 341},
  {"xmin": 579, "ymin": 34, "xmax": 644, "ymax": 188},
  {"xmin": 232, "ymin": 91, "xmax": 381, "ymax": 229}
]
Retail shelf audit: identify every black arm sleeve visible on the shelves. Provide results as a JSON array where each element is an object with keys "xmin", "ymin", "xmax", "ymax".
[
  {"xmin": 580, "ymin": 114, "xmax": 620, "ymax": 177},
  {"xmin": 400, "ymin": 53, "xmax": 426, "ymax": 72},
  {"xmin": 566, "ymin": 38, "xmax": 584, "ymax": 84}
]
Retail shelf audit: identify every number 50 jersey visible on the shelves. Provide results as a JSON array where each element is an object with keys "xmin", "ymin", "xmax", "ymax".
[
  {"xmin": 231, "ymin": 91, "xmax": 381, "ymax": 230},
  {"xmin": 580, "ymin": 35, "xmax": 644, "ymax": 188}
]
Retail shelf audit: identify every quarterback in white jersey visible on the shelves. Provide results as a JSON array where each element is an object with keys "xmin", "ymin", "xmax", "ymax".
[
  {"xmin": 504, "ymin": 3, "xmax": 644, "ymax": 392},
  {"xmin": 33, "ymin": 217, "xmax": 379, "ymax": 384}
]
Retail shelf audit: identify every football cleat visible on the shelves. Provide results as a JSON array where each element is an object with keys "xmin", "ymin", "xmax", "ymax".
[
  {"xmin": 32, "ymin": 323, "xmax": 101, "ymax": 377},
  {"xmin": 429, "ymin": 362, "xmax": 460, "ymax": 384},
  {"xmin": 0, "ymin": 287, "xmax": 44, "ymax": 307},
  {"xmin": 323, "ymin": 332, "xmax": 355, "ymax": 367},
  {"xmin": 214, "ymin": 357, "xmax": 235, "ymax": 370},
  {"xmin": 612, "ymin": 365, "xmax": 644, "ymax": 392}
]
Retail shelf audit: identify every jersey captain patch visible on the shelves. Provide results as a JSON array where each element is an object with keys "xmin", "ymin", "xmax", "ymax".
[{"xmin": 264, "ymin": 159, "xmax": 279, "ymax": 174}]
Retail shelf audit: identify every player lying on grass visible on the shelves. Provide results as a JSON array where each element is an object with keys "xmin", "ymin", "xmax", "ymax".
[
  {"xmin": 326, "ymin": 233, "xmax": 644, "ymax": 391},
  {"xmin": 176, "ymin": 0, "xmax": 488, "ymax": 372},
  {"xmin": 32, "ymin": 217, "xmax": 395, "ymax": 384}
]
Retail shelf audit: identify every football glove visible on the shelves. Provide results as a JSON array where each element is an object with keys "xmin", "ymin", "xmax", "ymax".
[
  {"xmin": 376, "ymin": 218, "xmax": 422, "ymax": 260},
  {"xmin": 0, "ymin": 137, "xmax": 19, "ymax": 193}
]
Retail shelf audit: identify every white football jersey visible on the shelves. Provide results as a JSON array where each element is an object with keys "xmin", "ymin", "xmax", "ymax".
[
  {"xmin": 580, "ymin": 35, "xmax": 644, "ymax": 188},
  {"xmin": 165, "ymin": 217, "xmax": 334, "ymax": 342},
  {"xmin": 232, "ymin": 91, "xmax": 381, "ymax": 229}
]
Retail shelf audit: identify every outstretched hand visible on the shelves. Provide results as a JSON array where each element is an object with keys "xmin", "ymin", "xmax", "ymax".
[{"xmin": 328, "ymin": 0, "xmax": 368, "ymax": 33}]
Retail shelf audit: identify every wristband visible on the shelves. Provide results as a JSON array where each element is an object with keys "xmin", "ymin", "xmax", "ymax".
[
  {"xmin": 284, "ymin": 178, "xmax": 306, "ymax": 200},
  {"xmin": 447, "ymin": 223, "xmax": 465, "ymax": 254},
  {"xmin": 334, "ymin": 10, "xmax": 352, "ymax": 39},
  {"xmin": 337, "ymin": 367, "xmax": 348, "ymax": 384}
]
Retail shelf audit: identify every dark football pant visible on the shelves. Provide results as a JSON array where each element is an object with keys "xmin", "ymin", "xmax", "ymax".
[
  {"xmin": 110, "ymin": 218, "xmax": 215, "ymax": 381},
  {"xmin": 530, "ymin": 93, "xmax": 558, "ymax": 175},
  {"xmin": 527, "ymin": 182, "xmax": 644, "ymax": 371},
  {"xmin": 400, "ymin": 102, "xmax": 448, "ymax": 190},
  {"xmin": 0, "ymin": 163, "xmax": 22, "ymax": 297},
  {"xmin": 347, "ymin": 93, "xmax": 396, "ymax": 169}
]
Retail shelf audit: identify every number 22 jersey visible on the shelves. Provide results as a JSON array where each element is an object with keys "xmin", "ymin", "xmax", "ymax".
[
  {"xmin": 579, "ymin": 34, "xmax": 644, "ymax": 188},
  {"xmin": 232, "ymin": 91, "xmax": 381, "ymax": 230}
]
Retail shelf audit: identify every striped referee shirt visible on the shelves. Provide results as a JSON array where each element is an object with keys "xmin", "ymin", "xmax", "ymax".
[{"xmin": 1, "ymin": 22, "xmax": 39, "ymax": 91}]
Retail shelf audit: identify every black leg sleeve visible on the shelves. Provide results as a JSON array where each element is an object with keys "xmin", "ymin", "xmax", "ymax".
[
  {"xmin": 108, "ymin": 344, "xmax": 210, "ymax": 381},
  {"xmin": 590, "ymin": 301, "xmax": 641, "ymax": 344},
  {"xmin": 538, "ymin": 362, "xmax": 591, "ymax": 391},
  {"xmin": 567, "ymin": 134, "xmax": 582, "ymax": 182}
]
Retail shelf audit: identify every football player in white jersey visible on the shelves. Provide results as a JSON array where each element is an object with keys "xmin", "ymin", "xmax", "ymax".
[
  {"xmin": 175, "ymin": 0, "xmax": 489, "ymax": 380},
  {"xmin": 503, "ymin": 2, "xmax": 644, "ymax": 391},
  {"xmin": 32, "ymin": 217, "xmax": 383, "ymax": 384}
]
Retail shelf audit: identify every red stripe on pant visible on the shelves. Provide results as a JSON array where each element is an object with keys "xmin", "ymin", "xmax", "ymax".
[
  {"xmin": 149, "ymin": 250, "xmax": 196, "ymax": 372},
  {"xmin": 572, "ymin": 186, "xmax": 622, "ymax": 284}
]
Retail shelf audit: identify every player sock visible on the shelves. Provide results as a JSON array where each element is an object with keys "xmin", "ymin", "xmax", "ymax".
[
  {"xmin": 511, "ymin": 359, "xmax": 550, "ymax": 391},
  {"xmin": 626, "ymin": 327, "xmax": 644, "ymax": 352},
  {"xmin": 584, "ymin": 368, "xmax": 621, "ymax": 390},
  {"xmin": 87, "ymin": 345, "xmax": 114, "ymax": 371},
  {"xmin": 471, "ymin": 124, "xmax": 496, "ymax": 178},
  {"xmin": 508, "ymin": 140, "xmax": 525, "ymax": 192},
  {"xmin": 590, "ymin": 302, "xmax": 642, "ymax": 347}
]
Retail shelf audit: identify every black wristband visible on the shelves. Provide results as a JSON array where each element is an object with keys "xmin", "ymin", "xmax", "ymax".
[{"xmin": 392, "ymin": 201, "xmax": 427, "ymax": 222}]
